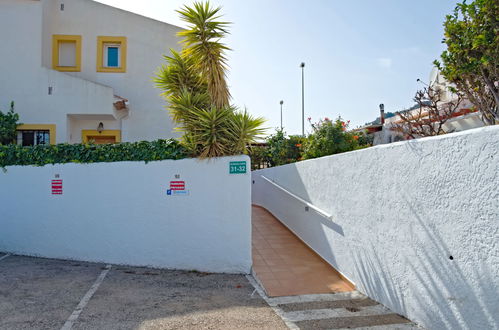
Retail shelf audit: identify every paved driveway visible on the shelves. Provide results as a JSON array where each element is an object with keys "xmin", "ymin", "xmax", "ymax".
[{"xmin": 0, "ymin": 253, "xmax": 287, "ymax": 330}]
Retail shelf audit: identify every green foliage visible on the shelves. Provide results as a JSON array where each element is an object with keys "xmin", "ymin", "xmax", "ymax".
[
  {"xmin": 155, "ymin": 1, "xmax": 266, "ymax": 158},
  {"xmin": 248, "ymin": 145, "xmax": 269, "ymax": 170},
  {"xmin": 266, "ymin": 129, "xmax": 287, "ymax": 166},
  {"xmin": 435, "ymin": 0, "xmax": 499, "ymax": 124},
  {"xmin": 0, "ymin": 139, "xmax": 186, "ymax": 168},
  {"xmin": 154, "ymin": 50, "xmax": 207, "ymax": 101},
  {"xmin": 0, "ymin": 102, "xmax": 20, "ymax": 145},
  {"xmin": 302, "ymin": 117, "xmax": 360, "ymax": 160},
  {"xmin": 177, "ymin": 1, "xmax": 231, "ymax": 108},
  {"xmin": 266, "ymin": 129, "xmax": 305, "ymax": 166}
]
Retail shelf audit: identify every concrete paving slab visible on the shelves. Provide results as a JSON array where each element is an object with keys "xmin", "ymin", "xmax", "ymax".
[
  {"xmin": 73, "ymin": 266, "xmax": 288, "ymax": 330},
  {"xmin": 0, "ymin": 255, "xmax": 104, "ymax": 330}
]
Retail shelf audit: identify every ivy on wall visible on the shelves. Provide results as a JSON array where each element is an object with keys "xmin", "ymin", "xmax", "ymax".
[{"xmin": 0, "ymin": 139, "xmax": 187, "ymax": 168}]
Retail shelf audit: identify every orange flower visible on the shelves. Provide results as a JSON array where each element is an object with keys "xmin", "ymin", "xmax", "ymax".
[
  {"xmin": 295, "ymin": 144, "xmax": 302, "ymax": 147},
  {"xmin": 353, "ymin": 135, "xmax": 359, "ymax": 140}
]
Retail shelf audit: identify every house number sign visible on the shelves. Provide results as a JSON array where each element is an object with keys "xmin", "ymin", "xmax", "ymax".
[{"xmin": 229, "ymin": 161, "xmax": 247, "ymax": 174}]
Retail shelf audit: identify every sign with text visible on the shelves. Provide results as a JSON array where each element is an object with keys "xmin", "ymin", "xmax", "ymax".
[
  {"xmin": 167, "ymin": 179, "xmax": 189, "ymax": 196},
  {"xmin": 51, "ymin": 179, "xmax": 63, "ymax": 195},
  {"xmin": 229, "ymin": 161, "xmax": 247, "ymax": 174}
]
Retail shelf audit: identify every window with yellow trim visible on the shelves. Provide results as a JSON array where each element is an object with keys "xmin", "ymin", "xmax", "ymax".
[
  {"xmin": 52, "ymin": 35, "xmax": 82, "ymax": 72},
  {"xmin": 17, "ymin": 124, "xmax": 56, "ymax": 146},
  {"xmin": 96, "ymin": 36, "xmax": 127, "ymax": 73}
]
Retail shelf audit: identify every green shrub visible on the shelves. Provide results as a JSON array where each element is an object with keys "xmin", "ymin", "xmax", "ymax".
[
  {"xmin": 266, "ymin": 129, "xmax": 306, "ymax": 166},
  {"xmin": 0, "ymin": 101, "xmax": 20, "ymax": 145},
  {"xmin": 303, "ymin": 117, "xmax": 359, "ymax": 159},
  {"xmin": 249, "ymin": 145, "xmax": 269, "ymax": 170},
  {"xmin": 0, "ymin": 139, "xmax": 187, "ymax": 168}
]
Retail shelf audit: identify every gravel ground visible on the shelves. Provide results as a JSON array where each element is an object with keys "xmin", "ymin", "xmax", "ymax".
[{"xmin": 0, "ymin": 254, "xmax": 288, "ymax": 330}]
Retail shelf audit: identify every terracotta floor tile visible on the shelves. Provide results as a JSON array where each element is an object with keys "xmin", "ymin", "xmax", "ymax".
[{"xmin": 252, "ymin": 205, "xmax": 354, "ymax": 297}]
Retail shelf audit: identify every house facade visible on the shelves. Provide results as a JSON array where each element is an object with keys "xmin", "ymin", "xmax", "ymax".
[
  {"xmin": 362, "ymin": 67, "xmax": 484, "ymax": 145},
  {"xmin": 0, "ymin": 0, "xmax": 181, "ymax": 145}
]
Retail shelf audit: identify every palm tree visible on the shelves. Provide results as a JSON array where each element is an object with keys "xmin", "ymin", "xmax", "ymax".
[
  {"xmin": 177, "ymin": 2, "xmax": 231, "ymax": 108},
  {"xmin": 155, "ymin": 1, "xmax": 266, "ymax": 158}
]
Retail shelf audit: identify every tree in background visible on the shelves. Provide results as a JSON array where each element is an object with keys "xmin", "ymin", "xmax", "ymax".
[
  {"xmin": 0, "ymin": 102, "xmax": 20, "ymax": 145},
  {"xmin": 435, "ymin": 0, "xmax": 498, "ymax": 125},
  {"xmin": 155, "ymin": 1, "xmax": 265, "ymax": 158},
  {"xmin": 265, "ymin": 129, "xmax": 305, "ymax": 167},
  {"xmin": 391, "ymin": 86, "xmax": 465, "ymax": 138},
  {"xmin": 302, "ymin": 117, "xmax": 360, "ymax": 160}
]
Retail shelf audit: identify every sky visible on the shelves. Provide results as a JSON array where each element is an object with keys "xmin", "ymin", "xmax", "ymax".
[{"xmin": 95, "ymin": 0, "xmax": 456, "ymax": 135}]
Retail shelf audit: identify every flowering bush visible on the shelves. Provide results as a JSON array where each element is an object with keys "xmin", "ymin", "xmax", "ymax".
[
  {"xmin": 265, "ymin": 129, "xmax": 306, "ymax": 166},
  {"xmin": 302, "ymin": 117, "xmax": 360, "ymax": 159}
]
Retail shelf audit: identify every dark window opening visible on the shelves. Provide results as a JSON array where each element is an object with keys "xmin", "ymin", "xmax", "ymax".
[{"xmin": 17, "ymin": 130, "xmax": 50, "ymax": 146}]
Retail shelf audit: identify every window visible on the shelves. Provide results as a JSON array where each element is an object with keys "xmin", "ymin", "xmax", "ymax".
[
  {"xmin": 16, "ymin": 124, "xmax": 56, "ymax": 146},
  {"xmin": 97, "ymin": 36, "xmax": 127, "ymax": 73},
  {"xmin": 52, "ymin": 35, "xmax": 82, "ymax": 72},
  {"xmin": 104, "ymin": 44, "xmax": 120, "ymax": 68}
]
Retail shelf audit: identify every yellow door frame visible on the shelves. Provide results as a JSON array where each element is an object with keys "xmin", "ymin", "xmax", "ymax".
[{"xmin": 82, "ymin": 130, "xmax": 121, "ymax": 143}]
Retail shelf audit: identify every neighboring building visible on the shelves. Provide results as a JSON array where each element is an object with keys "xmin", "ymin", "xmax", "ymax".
[
  {"xmin": 359, "ymin": 67, "xmax": 484, "ymax": 145},
  {"xmin": 0, "ymin": 0, "xmax": 182, "ymax": 145}
]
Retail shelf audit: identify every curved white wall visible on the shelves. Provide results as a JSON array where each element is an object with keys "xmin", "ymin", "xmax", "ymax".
[
  {"xmin": 0, "ymin": 156, "xmax": 252, "ymax": 274},
  {"xmin": 252, "ymin": 126, "xmax": 499, "ymax": 329}
]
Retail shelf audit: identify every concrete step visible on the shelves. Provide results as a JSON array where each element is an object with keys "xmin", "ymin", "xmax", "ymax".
[
  {"xmin": 247, "ymin": 275, "xmax": 421, "ymax": 330},
  {"xmin": 272, "ymin": 290, "xmax": 420, "ymax": 329}
]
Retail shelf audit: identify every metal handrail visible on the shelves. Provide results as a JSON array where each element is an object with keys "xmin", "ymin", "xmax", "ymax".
[{"xmin": 260, "ymin": 175, "xmax": 332, "ymax": 219}]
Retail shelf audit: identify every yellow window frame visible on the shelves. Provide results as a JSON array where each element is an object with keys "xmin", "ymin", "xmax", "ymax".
[
  {"xmin": 96, "ymin": 36, "xmax": 127, "ymax": 73},
  {"xmin": 17, "ymin": 124, "xmax": 57, "ymax": 145},
  {"xmin": 82, "ymin": 130, "xmax": 121, "ymax": 143},
  {"xmin": 52, "ymin": 35, "xmax": 82, "ymax": 72}
]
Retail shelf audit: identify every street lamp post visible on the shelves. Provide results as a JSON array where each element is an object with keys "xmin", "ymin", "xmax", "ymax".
[
  {"xmin": 280, "ymin": 100, "xmax": 284, "ymax": 130},
  {"xmin": 300, "ymin": 62, "xmax": 305, "ymax": 136}
]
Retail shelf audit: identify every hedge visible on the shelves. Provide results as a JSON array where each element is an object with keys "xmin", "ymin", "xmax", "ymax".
[{"xmin": 0, "ymin": 139, "xmax": 187, "ymax": 167}]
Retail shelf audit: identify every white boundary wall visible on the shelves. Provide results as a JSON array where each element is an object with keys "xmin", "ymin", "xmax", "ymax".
[
  {"xmin": 0, "ymin": 156, "xmax": 251, "ymax": 274},
  {"xmin": 252, "ymin": 126, "xmax": 499, "ymax": 329}
]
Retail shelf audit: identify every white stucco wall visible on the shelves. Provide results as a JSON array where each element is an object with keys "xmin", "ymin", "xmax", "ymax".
[
  {"xmin": 0, "ymin": 156, "xmax": 252, "ymax": 274},
  {"xmin": 252, "ymin": 126, "xmax": 499, "ymax": 329},
  {"xmin": 0, "ymin": 0, "xmax": 115, "ymax": 143}
]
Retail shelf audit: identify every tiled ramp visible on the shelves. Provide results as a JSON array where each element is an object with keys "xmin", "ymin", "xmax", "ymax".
[
  {"xmin": 250, "ymin": 206, "xmax": 421, "ymax": 329},
  {"xmin": 252, "ymin": 206, "xmax": 354, "ymax": 296}
]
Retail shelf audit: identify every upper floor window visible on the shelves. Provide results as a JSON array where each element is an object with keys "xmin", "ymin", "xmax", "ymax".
[
  {"xmin": 97, "ymin": 36, "xmax": 127, "ymax": 73},
  {"xmin": 52, "ymin": 35, "xmax": 82, "ymax": 72}
]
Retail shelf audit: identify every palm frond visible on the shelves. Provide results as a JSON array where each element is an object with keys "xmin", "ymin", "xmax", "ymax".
[
  {"xmin": 230, "ymin": 108, "xmax": 267, "ymax": 154},
  {"xmin": 176, "ymin": 1, "xmax": 231, "ymax": 108},
  {"xmin": 153, "ymin": 49, "xmax": 207, "ymax": 98}
]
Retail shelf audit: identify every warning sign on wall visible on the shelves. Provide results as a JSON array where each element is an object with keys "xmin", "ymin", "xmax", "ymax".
[
  {"xmin": 167, "ymin": 179, "xmax": 189, "ymax": 196},
  {"xmin": 51, "ymin": 179, "xmax": 63, "ymax": 195}
]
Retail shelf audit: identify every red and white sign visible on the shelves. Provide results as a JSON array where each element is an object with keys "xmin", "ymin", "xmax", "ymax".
[
  {"xmin": 51, "ymin": 179, "xmax": 63, "ymax": 195},
  {"xmin": 169, "ymin": 181, "xmax": 185, "ymax": 191}
]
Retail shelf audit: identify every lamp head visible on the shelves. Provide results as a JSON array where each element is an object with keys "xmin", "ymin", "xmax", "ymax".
[
  {"xmin": 280, "ymin": 100, "xmax": 284, "ymax": 105},
  {"xmin": 300, "ymin": 62, "xmax": 305, "ymax": 68}
]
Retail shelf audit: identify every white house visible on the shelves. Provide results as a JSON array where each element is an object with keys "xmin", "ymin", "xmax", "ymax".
[
  {"xmin": 0, "ymin": 0, "xmax": 181, "ymax": 145},
  {"xmin": 364, "ymin": 67, "xmax": 485, "ymax": 145}
]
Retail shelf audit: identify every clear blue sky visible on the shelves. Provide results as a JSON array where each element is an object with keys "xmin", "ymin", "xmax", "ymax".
[{"xmin": 96, "ymin": 0, "xmax": 456, "ymax": 135}]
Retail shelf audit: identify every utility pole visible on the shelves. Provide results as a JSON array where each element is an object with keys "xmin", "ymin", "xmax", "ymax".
[
  {"xmin": 300, "ymin": 62, "xmax": 305, "ymax": 136},
  {"xmin": 280, "ymin": 100, "xmax": 284, "ymax": 130}
]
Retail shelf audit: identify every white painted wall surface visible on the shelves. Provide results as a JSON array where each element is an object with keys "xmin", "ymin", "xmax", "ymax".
[
  {"xmin": 0, "ymin": 156, "xmax": 252, "ymax": 274},
  {"xmin": 0, "ymin": 0, "xmax": 181, "ymax": 143},
  {"xmin": 252, "ymin": 126, "xmax": 499, "ymax": 330},
  {"xmin": 0, "ymin": 0, "xmax": 115, "ymax": 143}
]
